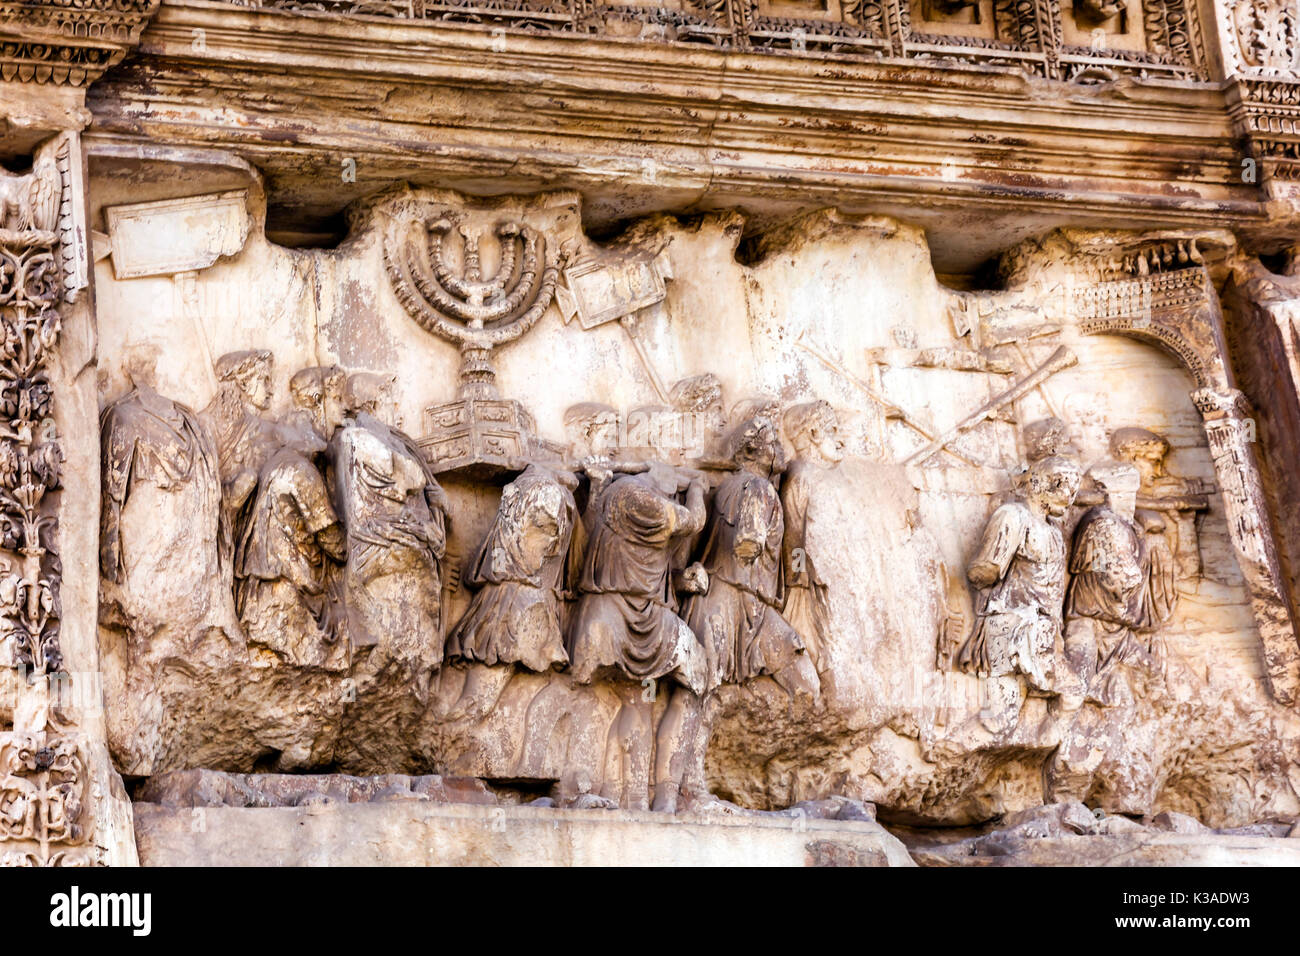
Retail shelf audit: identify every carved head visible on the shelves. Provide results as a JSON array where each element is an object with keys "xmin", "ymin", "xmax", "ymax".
[
  {"xmin": 344, "ymin": 372, "xmax": 397, "ymax": 424},
  {"xmin": 669, "ymin": 374, "xmax": 724, "ymax": 416},
  {"xmin": 1026, "ymin": 454, "xmax": 1082, "ymax": 518},
  {"xmin": 121, "ymin": 344, "xmax": 162, "ymax": 392},
  {"xmin": 784, "ymin": 400, "xmax": 844, "ymax": 466},
  {"xmin": 564, "ymin": 402, "xmax": 620, "ymax": 458},
  {"xmin": 290, "ymin": 366, "xmax": 346, "ymax": 440},
  {"xmin": 1109, "ymin": 426, "xmax": 1169, "ymax": 486},
  {"xmin": 729, "ymin": 415, "xmax": 785, "ymax": 477},
  {"xmin": 1089, "ymin": 459, "xmax": 1141, "ymax": 520},
  {"xmin": 1023, "ymin": 417, "xmax": 1071, "ymax": 462},
  {"xmin": 215, "ymin": 349, "xmax": 274, "ymax": 411},
  {"xmin": 729, "ymin": 396, "xmax": 781, "ymax": 431},
  {"xmin": 625, "ymin": 406, "xmax": 677, "ymax": 459}
]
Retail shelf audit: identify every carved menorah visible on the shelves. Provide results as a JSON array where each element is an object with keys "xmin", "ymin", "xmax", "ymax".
[{"xmin": 385, "ymin": 213, "xmax": 563, "ymax": 400}]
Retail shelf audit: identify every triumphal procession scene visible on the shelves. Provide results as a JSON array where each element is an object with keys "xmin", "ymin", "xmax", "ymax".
[{"xmin": 2, "ymin": 0, "xmax": 1300, "ymax": 868}]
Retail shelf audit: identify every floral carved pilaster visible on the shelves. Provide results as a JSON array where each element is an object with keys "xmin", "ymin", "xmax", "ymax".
[
  {"xmin": 0, "ymin": 730, "xmax": 89, "ymax": 867},
  {"xmin": 1193, "ymin": 386, "xmax": 1300, "ymax": 703},
  {"xmin": 0, "ymin": 133, "xmax": 100, "ymax": 867}
]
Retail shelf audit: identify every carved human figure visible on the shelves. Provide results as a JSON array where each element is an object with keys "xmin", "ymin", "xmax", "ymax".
[
  {"xmin": 1061, "ymin": 460, "xmax": 1175, "ymax": 706},
  {"xmin": 568, "ymin": 462, "xmax": 709, "ymax": 689},
  {"xmin": 567, "ymin": 462, "xmax": 709, "ymax": 808},
  {"xmin": 1111, "ymin": 425, "xmax": 1201, "ymax": 584},
  {"xmin": 328, "ymin": 372, "xmax": 449, "ymax": 686},
  {"xmin": 955, "ymin": 454, "xmax": 1083, "ymax": 710},
  {"xmin": 235, "ymin": 420, "xmax": 346, "ymax": 669},
  {"xmin": 198, "ymin": 350, "xmax": 276, "ymax": 559},
  {"xmin": 686, "ymin": 416, "xmax": 815, "ymax": 691},
  {"xmin": 654, "ymin": 415, "xmax": 819, "ymax": 812},
  {"xmin": 99, "ymin": 346, "xmax": 233, "ymax": 642},
  {"xmin": 780, "ymin": 400, "xmax": 846, "ymax": 676},
  {"xmin": 1047, "ymin": 460, "xmax": 1177, "ymax": 804},
  {"xmin": 445, "ymin": 463, "xmax": 580, "ymax": 672}
]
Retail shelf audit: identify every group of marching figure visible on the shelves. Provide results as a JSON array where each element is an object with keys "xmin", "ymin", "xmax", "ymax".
[{"xmin": 99, "ymin": 345, "xmax": 845, "ymax": 808}]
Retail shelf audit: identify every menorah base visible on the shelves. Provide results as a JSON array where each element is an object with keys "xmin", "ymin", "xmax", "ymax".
[{"xmin": 417, "ymin": 396, "xmax": 565, "ymax": 480}]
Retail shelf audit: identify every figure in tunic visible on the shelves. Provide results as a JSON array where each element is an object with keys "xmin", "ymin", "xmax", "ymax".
[
  {"xmin": 1047, "ymin": 459, "xmax": 1177, "ymax": 806},
  {"xmin": 328, "ymin": 373, "xmax": 449, "ymax": 684},
  {"xmin": 99, "ymin": 346, "xmax": 233, "ymax": 643},
  {"xmin": 567, "ymin": 461, "xmax": 708, "ymax": 808},
  {"xmin": 1111, "ymin": 425, "xmax": 1199, "ymax": 589},
  {"xmin": 198, "ymin": 350, "xmax": 276, "ymax": 561},
  {"xmin": 955, "ymin": 454, "xmax": 1082, "ymax": 706},
  {"xmin": 654, "ymin": 415, "xmax": 818, "ymax": 811},
  {"xmin": 684, "ymin": 416, "xmax": 812, "ymax": 688},
  {"xmin": 780, "ymin": 400, "xmax": 846, "ymax": 677},
  {"xmin": 1062, "ymin": 459, "xmax": 1175, "ymax": 706},
  {"xmin": 235, "ymin": 420, "xmax": 346, "ymax": 669},
  {"xmin": 567, "ymin": 463, "xmax": 709, "ymax": 691},
  {"xmin": 445, "ymin": 463, "xmax": 580, "ymax": 672}
]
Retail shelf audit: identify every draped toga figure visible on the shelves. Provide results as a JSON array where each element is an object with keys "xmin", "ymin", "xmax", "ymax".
[
  {"xmin": 199, "ymin": 350, "xmax": 276, "ymax": 563},
  {"xmin": 328, "ymin": 373, "xmax": 448, "ymax": 683},
  {"xmin": 445, "ymin": 463, "xmax": 581, "ymax": 672},
  {"xmin": 235, "ymin": 421, "xmax": 346, "ymax": 669},
  {"xmin": 780, "ymin": 400, "xmax": 845, "ymax": 677},
  {"xmin": 100, "ymin": 347, "xmax": 233, "ymax": 642},
  {"xmin": 567, "ymin": 463, "xmax": 708, "ymax": 692},
  {"xmin": 683, "ymin": 416, "xmax": 811, "ymax": 688},
  {"xmin": 1063, "ymin": 459, "xmax": 1176, "ymax": 706},
  {"xmin": 1047, "ymin": 459, "xmax": 1178, "ymax": 806},
  {"xmin": 655, "ymin": 415, "xmax": 817, "ymax": 811}
]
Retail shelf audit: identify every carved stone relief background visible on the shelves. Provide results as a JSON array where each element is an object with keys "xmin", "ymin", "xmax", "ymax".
[{"xmin": 85, "ymin": 180, "xmax": 1300, "ymax": 829}]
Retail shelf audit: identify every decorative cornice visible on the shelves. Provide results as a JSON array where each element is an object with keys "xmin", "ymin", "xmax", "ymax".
[{"xmin": 0, "ymin": 0, "xmax": 160, "ymax": 86}]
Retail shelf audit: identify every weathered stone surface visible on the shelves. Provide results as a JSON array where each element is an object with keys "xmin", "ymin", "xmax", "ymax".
[
  {"xmin": 6, "ymin": 0, "xmax": 1300, "ymax": 869},
  {"xmin": 131, "ymin": 801, "xmax": 917, "ymax": 867},
  {"xmin": 135, "ymin": 769, "xmax": 497, "ymax": 809},
  {"xmin": 909, "ymin": 830, "xmax": 1300, "ymax": 867}
]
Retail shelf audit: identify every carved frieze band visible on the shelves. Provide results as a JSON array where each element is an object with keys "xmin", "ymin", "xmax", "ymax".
[{"xmin": 212, "ymin": 0, "xmax": 1210, "ymax": 80}]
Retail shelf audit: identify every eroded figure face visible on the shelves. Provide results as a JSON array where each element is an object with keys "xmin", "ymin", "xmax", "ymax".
[
  {"xmin": 564, "ymin": 403, "xmax": 621, "ymax": 459},
  {"xmin": 345, "ymin": 372, "xmax": 396, "ymax": 425},
  {"xmin": 214, "ymin": 350, "xmax": 273, "ymax": 411},
  {"xmin": 752, "ymin": 420, "xmax": 784, "ymax": 475},
  {"xmin": 290, "ymin": 366, "xmax": 346, "ymax": 439},
  {"xmin": 810, "ymin": 416, "xmax": 844, "ymax": 465},
  {"xmin": 245, "ymin": 367, "xmax": 273, "ymax": 411},
  {"xmin": 786, "ymin": 401, "xmax": 844, "ymax": 466},
  {"xmin": 122, "ymin": 345, "xmax": 162, "ymax": 391},
  {"xmin": 1027, "ymin": 455, "xmax": 1083, "ymax": 518},
  {"xmin": 1110, "ymin": 427, "xmax": 1169, "ymax": 488}
]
